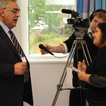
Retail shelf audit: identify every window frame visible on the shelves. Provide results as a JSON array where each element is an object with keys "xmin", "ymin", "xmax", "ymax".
[{"xmin": 20, "ymin": 0, "xmax": 74, "ymax": 63}]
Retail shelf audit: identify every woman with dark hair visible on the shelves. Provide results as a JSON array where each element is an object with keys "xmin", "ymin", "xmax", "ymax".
[{"xmin": 78, "ymin": 23, "xmax": 106, "ymax": 106}]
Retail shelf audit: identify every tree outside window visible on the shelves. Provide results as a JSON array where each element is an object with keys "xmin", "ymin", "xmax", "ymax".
[{"xmin": 28, "ymin": 0, "xmax": 76, "ymax": 55}]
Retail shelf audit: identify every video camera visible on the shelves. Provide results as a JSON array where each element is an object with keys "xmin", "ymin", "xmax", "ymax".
[
  {"xmin": 61, "ymin": 9, "xmax": 90, "ymax": 39},
  {"xmin": 62, "ymin": 9, "xmax": 89, "ymax": 28}
]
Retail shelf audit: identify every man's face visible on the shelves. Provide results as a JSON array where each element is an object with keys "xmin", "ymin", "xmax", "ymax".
[
  {"xmin": 91, "ymin": 16, "xmax": 105, "ymax": 33},
  {"xmin": 2, "ymin": 1, "xmax": 20, "ymax": 29}
]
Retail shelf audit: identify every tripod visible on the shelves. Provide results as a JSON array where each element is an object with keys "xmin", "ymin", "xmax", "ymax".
[{"xmin": 51, "ymin": 32, "xmax": 92, "ymax": 106}]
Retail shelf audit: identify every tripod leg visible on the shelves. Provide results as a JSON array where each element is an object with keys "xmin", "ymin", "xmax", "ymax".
[
  {"xmin": 51, "ymin": 43, "xmax": 77, "ymax": 106},
  {"xmin": 81, "ymin": 44, "xmax": 89, "ymax": 66},
  {"xmin": 59, "ymin": 43, "xmax": 77, "ymax": 86},
  {"xmin": 85, "ymin": 44, "xmax": 92, "ymax": 63},
  {"xmin": 52, "ymin": 88, "xmax": 61, "ymax": 106},
  {"xmin": 68, "ymin": 43, "xmax": 77, "ymax": 65}
]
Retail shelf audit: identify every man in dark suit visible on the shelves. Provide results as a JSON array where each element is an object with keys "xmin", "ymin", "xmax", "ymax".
[
  {"xmin": 0, "ymin": 0, "xmax": 33, "ymax": 106},
  {"xmin": 40, "ymin": 9, "xmax": 106, "ymax": 106}
]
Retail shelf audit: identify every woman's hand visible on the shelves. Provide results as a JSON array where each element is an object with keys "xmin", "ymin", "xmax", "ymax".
[
  {"xmin": 78, "ymin": 60, "xmax": 87, "ymax": 72},
  {"xmin": 77, "ymin": 60, "xmax": 87, "ymax": 81},
  {"xmin": 77, "ymin": 71, "xmax": 86, "ymax": 81}
]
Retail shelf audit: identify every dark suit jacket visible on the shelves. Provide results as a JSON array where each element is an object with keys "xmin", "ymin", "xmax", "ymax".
[{"xmin": 0, "ymin": 25, "xmax": 33, "ymax": 106}]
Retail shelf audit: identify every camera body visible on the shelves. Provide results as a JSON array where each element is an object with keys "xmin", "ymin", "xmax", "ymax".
[
  {"xmin": 62, "ymin": 9, "xmax": 90, "ymax": 39},
  {"xmin": 67, "ymin": 18, "xmax": 89, "ymax": 28}
]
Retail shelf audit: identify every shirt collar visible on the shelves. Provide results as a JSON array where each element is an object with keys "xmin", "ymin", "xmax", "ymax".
[
  {"xmin": 88, "ymin": 27, "xmax": 92, "ymax": 34},
  {"xmin": 0, "ymin": 21, "xmax": 10, "ymax": 34}
]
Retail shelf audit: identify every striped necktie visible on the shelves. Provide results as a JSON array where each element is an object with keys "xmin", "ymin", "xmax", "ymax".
[
  {"xmin": 9, "ymin": 30, "xmax": 29, "ymax": 82},
  {"xmin": 9, "ymin": 30, "xmax": 24, "ymax": 56}
]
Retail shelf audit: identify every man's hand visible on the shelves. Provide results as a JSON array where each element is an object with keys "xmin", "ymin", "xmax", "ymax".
[
  {"xmin": 14, "ymin": 62, "xmax": 27, "ymax": 75},
  {"xmin": 40, "ymin": 44, "xmax": 65, "ymax": 54},
  {"xmin": 40, "ymin": 44, "xmax": 54, "ymax": 55}
]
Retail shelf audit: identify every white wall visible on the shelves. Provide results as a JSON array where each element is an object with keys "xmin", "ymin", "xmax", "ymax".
[
  {"xmin": 14, "ymin": 0, "xmax": 73, "ymax": 106},
  {"xmin": 27, "ymin": 62, "xmax": 72, "ymax": 106}
]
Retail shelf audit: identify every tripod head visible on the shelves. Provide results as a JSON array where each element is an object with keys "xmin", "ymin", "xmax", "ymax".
[{"xmin": 73, "ymin": 27, "xmax": 88, "ymax": 40}]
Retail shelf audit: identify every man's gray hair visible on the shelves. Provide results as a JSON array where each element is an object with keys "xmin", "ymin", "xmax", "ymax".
[{"xmin": 0, "ymin": 0, "xmax": 17, "ymax": 8}]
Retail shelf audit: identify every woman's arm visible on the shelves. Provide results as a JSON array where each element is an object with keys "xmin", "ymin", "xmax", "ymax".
[
  {"xmin": 89, "ymin": 74, "xmax": 106, "ymax": 88},
  {"xmin": 78, "ymin": 72, "xmax": 106, "ymax": 88},
  {"xmin": 78, "ymin": 60, "xmax": 106, "ymax": 88}
]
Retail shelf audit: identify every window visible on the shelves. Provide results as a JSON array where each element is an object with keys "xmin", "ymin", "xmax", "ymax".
[{"xmin": 21, "ymin": 0, "xmax": 76, "ymax": 62}]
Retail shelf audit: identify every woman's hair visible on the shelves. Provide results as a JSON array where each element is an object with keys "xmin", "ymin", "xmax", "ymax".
[
  {"xmin": 98, "ymin": 23, "xmax": 106, "ymax": 45},
  {"xmin": 0, "ymin": 0, "xmax": 16, "ymax": 8}
]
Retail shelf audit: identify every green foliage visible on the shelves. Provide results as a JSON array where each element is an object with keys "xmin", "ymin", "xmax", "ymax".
[
  {"xmin": 28, "ymin": 0, "xmax": 63, "ymax": 34},
  {"xmin": 29, "ymin": 37, "xmax": 68, "ymax": 54}
]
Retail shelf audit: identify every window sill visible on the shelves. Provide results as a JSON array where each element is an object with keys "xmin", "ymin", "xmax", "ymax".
[{"xmin": 28, "ymin": 53, "xmax": 73, "ymax": 64}]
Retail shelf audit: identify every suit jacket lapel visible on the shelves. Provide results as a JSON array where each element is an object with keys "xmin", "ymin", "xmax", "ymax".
[{"xmin": 0, "ymin": 25, "xmax": 21, "ymax": 60}]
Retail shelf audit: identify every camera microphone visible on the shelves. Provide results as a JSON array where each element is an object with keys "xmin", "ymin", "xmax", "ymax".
[
  {"xmin": 61, "ymin": 9, "xmax": 80, "ymax": 18},
  {"xmin": 39, "ymin": 44, "xmax": 54, "ymax": 56},
  {"xmin": 61, "ymin": 9, "xmax": 73, "ymax": 14}
]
